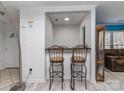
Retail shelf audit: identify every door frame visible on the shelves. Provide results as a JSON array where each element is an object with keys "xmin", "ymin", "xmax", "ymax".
[{"xmin": 96, "ymin": 25, "xmax": 105, "ymax": 82}]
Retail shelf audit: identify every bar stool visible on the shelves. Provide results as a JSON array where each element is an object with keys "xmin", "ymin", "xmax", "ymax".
[
  {"xmin": 70, "ymin": 45, "xmax": 88, "ymax": 90},
  {"xmin": 48, "ymin": 45, "xmax": 64, "ymax": 89}
]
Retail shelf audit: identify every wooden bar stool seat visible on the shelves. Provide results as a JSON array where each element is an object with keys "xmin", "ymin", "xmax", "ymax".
[
  {"xmin": 71, "ymin": 56, "xmax": 85, "ymax": 63},
  {"xmin": 50, "ymin": 56, "xmax": 64, "ymax": 63}
]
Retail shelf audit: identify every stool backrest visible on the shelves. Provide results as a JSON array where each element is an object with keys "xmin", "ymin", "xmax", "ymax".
[
  {"xmin": 48, "ymin": 45, "xmax": 64, "ymax": 62},
  {"xmin": 72, "ymin": 45, "xmax": 88, "ymax": 62}
]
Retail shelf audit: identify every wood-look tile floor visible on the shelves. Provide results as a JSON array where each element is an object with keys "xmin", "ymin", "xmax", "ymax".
[
  {"xmin": 1, "ymin": 68, "xmax": 124, "ymax": 91},
  {"xmin": 0, "ymin": 68, "xmax": 19, "ymax": 91}
]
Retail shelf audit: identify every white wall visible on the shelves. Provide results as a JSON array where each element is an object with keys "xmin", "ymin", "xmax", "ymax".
[
  {"xmin": 45, "ymin": 15, "xmax": 53, "ymax": 48},
  {"xmin": 6, "ymin": 32, "xmax": 19, "ymax": 68},
  {"xmin": 0, "ymin": 33, "xmax": 4, "ymax": 70},
  {"xmin": 79, "ymin": 11, "xmax": 96, "ymax": 82},
  {"xmin": 20, "ymin": 9, "xmax": 45, "ymax": 82},
  {"xmin": 0, "ymin": 19, "xmax": 19, "ymax": 70},
  {"xmin": 54, "ymin": 25, "xmax": 80, "ymax": 47},
  {"xmin": 79, "ymin": 12, "xmax": 91, "ymax": 47},
  {"xmin": 20, "ymin": 5, "xmax": 96, "ymax": 82},
  {"xmin": 79, "ymin": 12, "xmax": 92, "ymax": 79},
  {"xmin": 0, "ymin": 21, "xmax": 5, "ymax": 70},
  {"xmin": 0, "ymin": 13, "xmax": 20, "ymax": 70},
  {"xmin": 0, "ymin": 21, "xmax": 6, "ymax": 70}
]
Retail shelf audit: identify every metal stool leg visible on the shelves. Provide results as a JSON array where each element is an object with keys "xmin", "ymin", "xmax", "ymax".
[
  {"xmin": 70, "ymin": 63, "xmax": 75, "ymax": 90},
  {"xmin": 49, "ymin": 64, "xmax": 52, "ymax": 90},
  {"xmin": 62, "ymin": 63, "xmax": 64, "ymax": 82},
  {"xmin": 84, "ymin": 64, "xmax": 87, "ymax": 89},
  {"xmin": 52, "ymin": 65, "xmax": 54, "ymax": 83},
  {"xmin": 72, "ymin": 63, "xmax": 75, "ymax": 90},
  {"xmin": 70, "ymin": 64, "xmax": 72, "ymax": 89},
  {"xmin": 61, "ymin": 63, "xmax": 64, "ymax": 89},
  {"xmin": 81, "ymin": 63, "xmax": 83, "ymax": 81},
  {"xmin": 49, "ymin": 63, "xmax": 64, "ymax": 90}
]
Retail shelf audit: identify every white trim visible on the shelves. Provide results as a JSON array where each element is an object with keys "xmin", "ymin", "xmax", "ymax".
[
  {"xmin": 90, "ymin": 8, "xmax": 96, "ymax": 82},
  {"xmin": 19, "ymin": 5, "xmax": 97, "ymax": 11},
  {"xmin": 22, "ymin": 79, "xmax": 46, "ymax": 83},
  {"xmin": 46, "ymin": 76, "xmax": 89, "ymax": 80},
  {"xmin": 89, "ymin": 79, "xmax": 96, "ymax": 83}
]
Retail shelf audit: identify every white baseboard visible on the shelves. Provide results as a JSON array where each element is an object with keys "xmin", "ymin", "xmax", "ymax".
[
  {"xmin": 46, "ymin": 76, "xmax": 71, "ymax": 80},
  {"xmin": 89, "ymin": 79, "xmax": 96, "ymax": 83},
  {"xmin": 22, "ymin": 79, "xmax": 46, "ymax": 83},
  {"xmin": 46, "ymin": 76, "xmax": 89, "ymax": 80}
]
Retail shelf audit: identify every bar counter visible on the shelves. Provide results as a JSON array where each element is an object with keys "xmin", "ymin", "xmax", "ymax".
[{"xmin": 45, "ymin": 47, "xmax": 91, "ymax": 51}]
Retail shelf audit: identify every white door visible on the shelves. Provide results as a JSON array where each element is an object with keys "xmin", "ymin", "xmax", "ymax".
[{"xmin": 6, "ymin": 32, "xmax": 19, "ymax": 68}]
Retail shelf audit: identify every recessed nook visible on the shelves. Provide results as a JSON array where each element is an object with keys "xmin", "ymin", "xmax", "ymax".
[{"xmin": 45, "ymin": 10, "xmax": 93, "ymax": 81}]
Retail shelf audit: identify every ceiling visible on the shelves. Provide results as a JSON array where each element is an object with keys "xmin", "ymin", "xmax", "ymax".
[
  {"xmin": 48, "ymin": 11, "xmax": 88, "ymax": 26},
  {"xmin": 96, "ymin": 1, "xmax": 124, "ymax": 24},
  {"xmin": 1, "ymin": 1, "xmax": 124, "ymax": 31}
]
